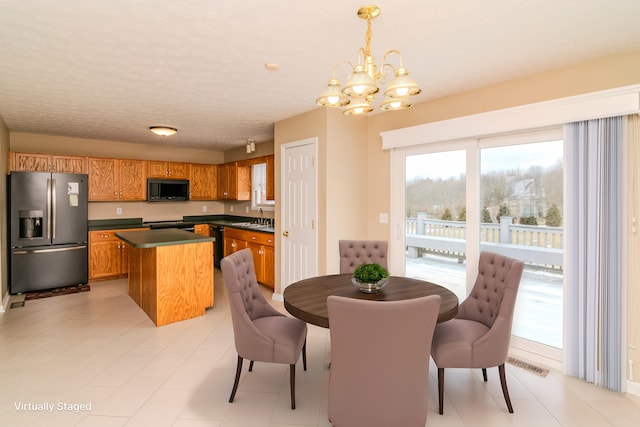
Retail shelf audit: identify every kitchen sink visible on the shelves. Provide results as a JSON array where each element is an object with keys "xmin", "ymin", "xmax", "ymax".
[{"xmin": 231, "ymin": 222, "xmax": 274, "ymax": 231}]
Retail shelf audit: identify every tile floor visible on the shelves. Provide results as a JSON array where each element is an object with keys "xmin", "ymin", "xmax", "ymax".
[{"xmin": 1, "ymin": 271, "xmax": 640, "ymax": 426}]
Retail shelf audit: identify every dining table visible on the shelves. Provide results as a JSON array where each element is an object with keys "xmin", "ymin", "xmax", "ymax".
[{"xmin": 283, "ymin": 274, "xmax": 459, "ymax": 328}]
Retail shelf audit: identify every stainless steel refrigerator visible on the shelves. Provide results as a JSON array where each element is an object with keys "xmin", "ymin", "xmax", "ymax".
[{"xmin": 8, "ymin": 172, "xmax": 88, "ymax": 294}]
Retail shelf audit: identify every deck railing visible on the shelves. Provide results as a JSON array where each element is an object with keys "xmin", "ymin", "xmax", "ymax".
[{"xmin": 406, "ymin": 213, "xmax": 563, "ymax": 269}]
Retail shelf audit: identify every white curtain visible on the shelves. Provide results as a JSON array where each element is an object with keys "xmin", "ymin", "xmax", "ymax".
[{"xmin": 564, "ymin": 116, "xmax": 623, "ymax": 391}]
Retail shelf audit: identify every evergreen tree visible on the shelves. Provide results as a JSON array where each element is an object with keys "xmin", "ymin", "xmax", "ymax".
[
  {"xmin": 497, "ymin": 204, "xmax": 511, "ymax": 222},
  {"xmin": 440, "ymin": 207, "xmax": 453, "ymax": 221},
  {"xmin": 481, "ymin": 206, "xmax": 492, "ymax": 223},
  {"xmin": 546, "ymin": 203, "xmax": 562, "ymax": 226},
  {"xmin": 457, "ymin": 207, "xmax": 466, "ymax": 222}
]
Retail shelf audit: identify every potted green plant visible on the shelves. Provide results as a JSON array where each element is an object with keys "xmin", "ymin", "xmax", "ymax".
[{"xmin": 352, "ymin": 263, "xmax": 390, "ymax": 293}]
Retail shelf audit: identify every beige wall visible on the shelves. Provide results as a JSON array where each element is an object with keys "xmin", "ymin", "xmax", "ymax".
[
  {"xmin": 9, "ymin": 132, "xmax": 275, "ymax": 222},
  {"xmin": 0, "ymin": 118, "xmax": 8, "ymax": 304}
]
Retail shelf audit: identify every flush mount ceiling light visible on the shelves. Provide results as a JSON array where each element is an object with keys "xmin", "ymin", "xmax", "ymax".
[
  {"xmin": 316, "ymin": 5, "xmax": 421, "ymax": 115},
  {"xmin": 149, "ymin": 126, "xmax": 177, "ymax": 136}
]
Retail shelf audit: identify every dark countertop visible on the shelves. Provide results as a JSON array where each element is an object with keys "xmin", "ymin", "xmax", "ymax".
[
  {"xmin": 115, "ymin": 228, "xmax": 215, "ymax": 248},
  {"xmin": 88, "ymin": 218, "xmax": 146, "ymax": 231},
  {"xmin": 90, "ymin": 215, "xmax": 274, "ymax": 234}
]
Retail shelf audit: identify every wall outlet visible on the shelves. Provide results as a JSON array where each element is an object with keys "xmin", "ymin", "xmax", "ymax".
[
  {"xmin": 230, "ymin": 206, "xmax": 234, "ymax": 212},
  {"xmin": 245, "ymin": 206, "xmax": 249, "ymax": 213},
  {"xmin": 116, "ymin": 207, "xmax": 123, "ymax": 216},
  {"xmin": 379, "ymin": 212, "xmax": 389, "ymax": 224},
  {"xmin": 202, "ymin": 205, "xmax": 207, "ymax": 213}
]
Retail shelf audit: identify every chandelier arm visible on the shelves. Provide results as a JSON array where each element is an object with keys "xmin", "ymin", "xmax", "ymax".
[
  {"xmin": 381, "ymin": 49, "xmax": 405, "ymax": 69},
  {"xmin": 331, "ymin": 59, "xmax": 356, "ymax": 78}
]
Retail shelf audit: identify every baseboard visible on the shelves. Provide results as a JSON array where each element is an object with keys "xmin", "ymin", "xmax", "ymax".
[
  {"xmin": 627, "ymin": 380, "xmax": 640, "ymax": 397},
  {"xmin": 0, "ymin": 291, "xmax": 9, "ymax": 313}
]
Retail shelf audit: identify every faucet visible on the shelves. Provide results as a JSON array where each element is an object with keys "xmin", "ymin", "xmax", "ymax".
[{"xmin": 258, "ymin": 208, "xmax": 263, "ymax": 224}]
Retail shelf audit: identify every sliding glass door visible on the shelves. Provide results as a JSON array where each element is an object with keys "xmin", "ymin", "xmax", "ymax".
[
  {"xmin": 405, "ymin": 150, "xmax": 467, "ymax": 300},
  {"xmin": 398, "ymin": 129, "xmax": 564, "ymax": 354}
]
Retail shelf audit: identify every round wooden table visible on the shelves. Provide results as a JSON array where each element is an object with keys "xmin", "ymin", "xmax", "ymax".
[{"xmin": 283, "ymin": 274, "xmax": 459, "ymax": 328}]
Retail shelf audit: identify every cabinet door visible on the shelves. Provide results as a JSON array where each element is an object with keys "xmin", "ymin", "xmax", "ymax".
[
  {"xmin": 11, "ymin": 152, "xmax": 51, "ymax": 172},
  {"xmin": 167, "ymin": 162, "xmax": 190, "ymax": 179},
  {"xmin": 217, "ymin": 164, "xmax": 230, "ymax": 199},
  {"xmin": 53, "ymin": 155, "xmax": 87, "ymax": 173},
  {"xmin": 262, "ymin": 244, "xmax": 275, "ymax": 288},
  {"xmin": 190, "ymin": 164, "xmax": 217, "ymax": 200},
  {"xmin": 119, "ymin": 159, "xmax": 146, "ymax": 200},
  {"xmin": 89, "ymin": 232, "xmax": 122, "ymax": 280},
  {"xmin": 236, "ymin": 164, "xmax": 251, "ymax": 201},
  {"xmin": 266, "ymin": 155, "xmax": 275, "ymax": 200},
  {"xmin": 147, "ymin": 161, "xmax": 168, "ymax": 178},
  {"xmin": 88, "ymin": 158, "xmax": 118, "ymax": 201}
]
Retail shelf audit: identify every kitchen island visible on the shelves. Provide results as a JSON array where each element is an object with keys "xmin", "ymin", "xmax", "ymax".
[{"xmin": 115, "ymin": 228, "xmax": 215, "ymax": 326}]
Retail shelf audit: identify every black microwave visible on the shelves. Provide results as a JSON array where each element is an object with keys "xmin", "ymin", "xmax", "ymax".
[{"xmin": 147, "ymin": 179, "xmax": 190, "ymax": 202}]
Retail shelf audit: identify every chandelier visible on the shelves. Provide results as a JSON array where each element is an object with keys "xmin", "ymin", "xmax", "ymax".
[{"xmin": 316, "ymin": 5, "xmax": 421, "ymax": 115}]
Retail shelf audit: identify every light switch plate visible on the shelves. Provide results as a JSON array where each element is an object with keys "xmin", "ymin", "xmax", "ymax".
[
  {"xmin": 116, "ymin": 207, "xmax": 123, "ymax": 216},
  {"xmin": 379, "ymin": 212, "xmax": 388, "ymax": 223}
]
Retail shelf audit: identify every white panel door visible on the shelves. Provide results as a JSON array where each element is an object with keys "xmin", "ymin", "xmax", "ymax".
[{"xmin": 281, "ymin": 138, "xmax": 317, "ymax": 290}]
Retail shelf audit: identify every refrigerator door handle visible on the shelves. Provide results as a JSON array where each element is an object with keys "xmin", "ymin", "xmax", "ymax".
[
  {"xmin": 51, "ymin": 178, "xmax": 57, "ymax": 240},
  {"xmin": 46, "ymin": 178, "xmax": 52, "ymax": 240},
  {"xmin": 13, "ymin": 245, "xmax": 87, "ymax": 255}
]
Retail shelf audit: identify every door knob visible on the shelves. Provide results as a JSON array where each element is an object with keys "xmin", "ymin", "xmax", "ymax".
[{"xmin": 283, "ymin": 231, "xmax": 289, "ymax": 237}]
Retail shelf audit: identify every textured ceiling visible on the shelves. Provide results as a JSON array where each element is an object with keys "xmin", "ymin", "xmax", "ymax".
[{"xmin": 1, "ymin": 0, "xmax": 640, "ymax": 152}]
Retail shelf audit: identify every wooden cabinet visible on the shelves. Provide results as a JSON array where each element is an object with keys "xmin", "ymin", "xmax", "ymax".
[
  {"xmin": 217, "ymin": 162, "xmax": 251, "ymax": 200},
  {"xmin": 88, "ymin": 157, "xmax": 146, "ymax": 201},
  {"xmin": 194, "ymin": 224, "xmax": 210, "ymax": 236},
  {"xmin": 89, "ymin": 228, "xmax": 148, "ymax": 281},
  {"xmin": 10, "ymin": 152, "xmax": 87, "ymax": 173},
  {"xmin": 224, "ymin": 228, "xmax": 249, "ymax": 256},
  {"xmin": 266, "ymin": 155, "xmax": 275, "ymax": 200},
  {"xmin": 224, "ymin": 227, "xmax": 274, "ymax": 288},
  {"xmin": 147, "ymin": 161, "xmax": 190, "ymax": 179},
  {"xmin": 190, "ymin": 163, "xmax": 217, "ymax": 200}
]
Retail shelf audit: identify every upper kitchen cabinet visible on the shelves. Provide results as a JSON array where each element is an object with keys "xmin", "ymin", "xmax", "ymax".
[
  {"xmin": 217, "ymin": 162, "xmax": 250, "ymax": 200},
  {"xmin": 88, "ymin": 157, "xmax": 146, "ymax": 201},
  {"xmin": 266, "ymin": 155, "xmax": 274, "ymax": 200},
  {"xmin": 9, "ymin": 152, "xmax": 87, "ymax": 174},
  {"xmin": 147, "ymin": 161, "xmax": 190, "ymax": 179},
  {"xmin": 190, "ymin": 163, "xmax": 217, "ymax": 200}
]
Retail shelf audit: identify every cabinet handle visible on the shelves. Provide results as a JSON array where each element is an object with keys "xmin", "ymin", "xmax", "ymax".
[
  {"xmin": 231, "ymin": 242, "xmax": 236, "ymax": 248},
  {"xmin": 283, "ymin": 231, "xmax": 289, "ymax": 237}
]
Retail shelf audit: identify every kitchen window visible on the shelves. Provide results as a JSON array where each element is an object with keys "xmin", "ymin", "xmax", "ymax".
[{"xmin": 251, "ymin": 163, "xmax": 275, "ymax": 211}]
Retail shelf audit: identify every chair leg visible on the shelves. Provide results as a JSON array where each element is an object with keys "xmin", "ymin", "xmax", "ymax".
[
  {"xmin": 248, "ymin": 360, "xmax": 254, "ymax": 372},
  {"xmin": 498, "ymin": 363, "xmax": 514, "ymax": 413},
  {"xmin": 229, "ymin": 356, "xmax": 243, "ymax": 403},
  {"xmin": 438, "ymin": 367, "xmax": 444, "ymax": 415},
  {"xmin": 302, "ymin": 339, "xmax": 307, "ymax": 371},
  {"xmin": 290, "ymin": 364, "xmax": 296, "ymax": 409},
  {"xmin": 482, "ymin": 368, "xmax": 488, "ymax": 382}
]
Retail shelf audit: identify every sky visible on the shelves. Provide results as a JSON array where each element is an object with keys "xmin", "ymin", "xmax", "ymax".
[{"xmin": 405, "ymin": 140, "xmax": 563, "ymax": 181}]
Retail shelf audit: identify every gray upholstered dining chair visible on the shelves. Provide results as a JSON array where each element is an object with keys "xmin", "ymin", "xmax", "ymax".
[
  {"xmin": 430, "ymin": 251, "xmax": 524, "ymax": 414},
  {"xmin": 327, "ymin": 294, "xmax": 441, "ymax": 427},
  {"xmin": 220, "ymin": 248, "xmax": 307, "ymax": 409},
  {"xmin": 338, "ymin": 240, "xmax": 388, "ymax": 274}
]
